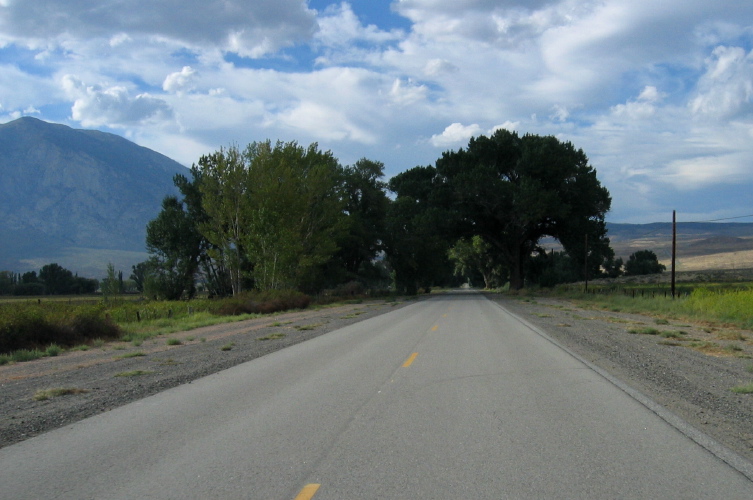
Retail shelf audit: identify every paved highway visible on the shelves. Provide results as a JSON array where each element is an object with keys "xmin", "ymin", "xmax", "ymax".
[{"xmin": 2, "ymin": 292, "xmax": 752, "ymax": 499}]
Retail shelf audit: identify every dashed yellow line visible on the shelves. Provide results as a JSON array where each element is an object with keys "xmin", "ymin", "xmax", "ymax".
[
  {"xmin": 431, "ymin": 324, "xmax": 439, "ymax": 331},
  {"xmin": 294, "ymin": 483, "xmax": 320, "ymax": 500},
  {"xmin": 403, "ymin": 352, "xmax": 418, "ymax": 367}
]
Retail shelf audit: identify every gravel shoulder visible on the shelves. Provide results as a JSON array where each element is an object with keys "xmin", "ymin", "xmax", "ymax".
[
  {"xmin": 3, "ymin": 292, "xmax": 753, "ymax": 467},
  {"xmin": 486, "ymin": 293, "xmax": 753, "ymax": 464}
]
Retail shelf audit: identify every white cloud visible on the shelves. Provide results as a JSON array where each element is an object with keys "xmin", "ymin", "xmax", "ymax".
[
  {"xmin": 62, "ymin": 75, "xmax": 173, "ymax": 127},
  {"xmin": 430, "ymin": 122, "xmax": 483, "ymax": 147},
  {"xmin": 163, "ymin": 66, "xmax": 197, "ymax": 94},
  {"xmin": 388, "ymin": 78, "xmax": 428, "ymax": 106},
  {"xmin": 690, "ymin": 46, "xmax": 753, "ymax": 119}
]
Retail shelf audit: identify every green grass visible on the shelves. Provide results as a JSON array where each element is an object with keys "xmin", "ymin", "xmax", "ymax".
[
  {"xmin": 553, "ymin": 285, "xmax": 753, "ymax": 331},
  {"xmin": 114, "ymin": 370, "xmax": 153, "ymax": 377},
  {"xmin": 166, "ymin": 338, "xmax": 182, "ymax": 346},
  {"xmin": 220, "ymin": 343, "xmax": 235, "ymax": 351},
  {"xmin": 731, "ymin": 383, "xmax": 753, "ymax": 394},
  {"xmin": 44, "ymin": 344, "xmax": 63, "ymax": 357},
  {"xmin": 33, "ymin": 387, "xmax": 89, "ymax": 401},
  {"xmin": 659, "ymin": 330, "xmax": 686, "ymax": 339}
]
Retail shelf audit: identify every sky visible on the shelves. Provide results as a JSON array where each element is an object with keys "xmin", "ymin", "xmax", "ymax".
[{"xmin": 2, "ymin": 0, "xmax": 753, "ymax": 224}]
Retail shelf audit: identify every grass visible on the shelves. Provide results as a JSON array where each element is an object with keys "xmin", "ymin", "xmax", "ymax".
[
  {"xmin": 553, "ymin": 285, "xmax": 753, "ymax": 331},
  {"xmin": 295, "ymin": 323, "xmax": 323, "ymax": 331},
  {"xmin": 731, "ymin": 383, "xmax": 753, "ymax": 394},
  {"xmin": 114, "ymin": 370, "xmax": 153, "ymax": 377},
  {"xmin": 115, "ymin": 351, "xmax": 146, "ymax": 359},
  {"xmin": 257, "ymin": 333, "xmax": 286, "ymax": 341},
  {"xmin": 166, "ymin": 338, "xmax": 182, "ymax": 346},
  {"xmin": 220, "ymin": 343, "xmax": 235, "ymax": 351},
  {"xmin": 33, "ymin": 387, "xmax": 89, "ymax": 401},
  {"xmin": 659, "ymin": 330, "xmax": 686, "ymax": 339}
]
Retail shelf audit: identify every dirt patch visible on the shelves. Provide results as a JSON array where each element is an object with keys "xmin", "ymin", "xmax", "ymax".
[
  {"xmin": 487, "ymin": 294, "xmax": 753, "ymax": 463},
  {"xmin": 0, "ymin": 299, "xmax": 410, "ymax": 448}
]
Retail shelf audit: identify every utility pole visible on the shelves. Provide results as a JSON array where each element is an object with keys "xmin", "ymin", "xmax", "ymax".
[{"xmin": 671, "ymin": 210, "xmax": 676, "ymax": 298}]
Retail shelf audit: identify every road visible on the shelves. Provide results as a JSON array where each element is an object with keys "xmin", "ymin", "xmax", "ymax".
[{"xmin": 1, "ymin": 291, "xmax": 752, "ymax": 499}]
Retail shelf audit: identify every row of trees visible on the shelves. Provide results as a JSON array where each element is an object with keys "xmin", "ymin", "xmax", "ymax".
[
  {"xmin": 0, "ymin": 264, "xmax": 99, "ymax": 296},
  {"xmin": 140, "ymin": 140, "xmax": 391, "ymax": 299},
  {"xmin": 141, "ymin": 131, "xmax": 631, "ymax": 298}
]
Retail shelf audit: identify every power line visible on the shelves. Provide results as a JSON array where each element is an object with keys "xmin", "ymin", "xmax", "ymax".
[{"xmin": 688, "ymin": 214, "xmax": 753, "ymax": 223}]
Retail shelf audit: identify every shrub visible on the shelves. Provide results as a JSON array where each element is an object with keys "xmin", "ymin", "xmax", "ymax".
[
  {"xmin": 0, "ymin": 302, "xmax": 121, "ymax": 354},
  {"xmin": 214, "ymin": 290, "xmax": 310, "ymax": 316}
]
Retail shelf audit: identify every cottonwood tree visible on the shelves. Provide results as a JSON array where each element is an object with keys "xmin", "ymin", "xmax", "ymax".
[
  {"xmin": 335, "ymin": 158, "xmax": 389, "ymax": 282},
  {"xmin": 145, "ymin": 196, "xmax": 204, "ymax": 299},
  {"xmin": 196, "ymin": 146, "xmax": 249, "ymax": 295},
  {"xmin": 435, "ymin": 130, "xmax": 612, "ymax": 290},
  {"xmin": 243, "ymin": 141, "xmax": 345, "ymax": 291}
]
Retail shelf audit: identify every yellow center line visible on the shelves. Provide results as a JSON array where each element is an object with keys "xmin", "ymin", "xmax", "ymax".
[
  {"xmin": 403, "ymin": 352, "xmax": 418, "ymax": 367},
  {"xmin": 431, "ymin": 324, "xmax": 439, "ymax": 331},
  {"xmin": 442, "ymin": 313, "xmax": 447, "ymax": 317},
  {"xmin": 294, "ymin": 484, "xmax": 321, "ymax": 500}
]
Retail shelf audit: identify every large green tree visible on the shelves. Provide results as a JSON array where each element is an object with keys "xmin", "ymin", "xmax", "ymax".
[
  {"xmin": 145, "ymin": 195, "xmax": 204, "ymax": 300},
  {"xmin": 243, "ymin": 141, "xmax": 345, "ymax": 291},
  {"xmin": 196, "ymin": 145, "xmax": 249, "ymax": 296},
  {"xmin": 385, "ymin": 166, "xmax": 456, "ymax": 294},
  {"xmin": 336, "ymin": 158, "xmax": 389, "ymax": 281},
  {"xmin": 435, "ymin": 130, "xmax": 612, "ymax": 289}
]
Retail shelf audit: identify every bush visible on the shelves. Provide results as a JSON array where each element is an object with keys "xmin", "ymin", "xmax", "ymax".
[
  {"xmin": 0, "ymin": 302, "xmax": 121, "ymax": 354},
  {"xmin": 214, "ymin": 290, "xmax": 310, "ymax": 316}
]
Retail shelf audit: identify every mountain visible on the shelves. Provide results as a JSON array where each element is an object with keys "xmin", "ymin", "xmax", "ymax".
[{"xmin": 0, "ymin": 117, "xmax": 188, "ymax": 278}]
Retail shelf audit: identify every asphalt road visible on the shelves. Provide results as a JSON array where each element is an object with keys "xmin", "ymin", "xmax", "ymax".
[{"xmin": 2, "ymin": 291, "xmax": 753, "ymax": 499}]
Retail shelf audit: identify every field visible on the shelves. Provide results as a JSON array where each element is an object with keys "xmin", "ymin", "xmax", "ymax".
[{"xmin": 0, "ymin": 290, "xmax": 317, "ymax": 363}]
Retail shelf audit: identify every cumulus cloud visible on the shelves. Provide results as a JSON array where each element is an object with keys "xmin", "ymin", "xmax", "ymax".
[
  {"xmin": 62, "ymin": 75, "xmax": 173, "ymax": 127},
  {"xmin": 430, "ymin": 122, "xmax": 483, "ymax": 147},
  {"xmin": 163, "ymin": 66, "xmax": 197, "ymax": 94}
]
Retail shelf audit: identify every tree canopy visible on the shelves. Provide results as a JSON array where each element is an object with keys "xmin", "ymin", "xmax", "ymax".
[{"xmin": 140, "ymin": 130, "xmax": 614, "ymax": 296}]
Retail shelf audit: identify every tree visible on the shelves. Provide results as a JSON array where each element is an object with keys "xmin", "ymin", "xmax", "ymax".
[
  {"xmin": 435, "ymin": 130, "xmax": 612, "ymax": 290},
  {"xmin": 624, "ymin": 250, "xmax": 665, "ymax": 276},
  {"xmin": 335, "ymin": 158, "xmax": 389, "ymax": 283},
  {"xmin": 196, "ymin": 145, "xmax": 249, "ymax": 296},
  {"xmin": 100, "ymin": 263, "xmax": 121, "ymax": 300},
  {"xmin": 448, "ymin": 236, "xmax": 507, "ymax": 289},
  {"xmin": 384, "ymin": 166, "xmax": 456, "ymax": 294},
  {"xmin": 146, "ymin": 195, "xmax": 204, "ymax": 299},
  {"xmin": 242, "ymin": 140, "xmax": 345, "ymax": 291},
  {"xmin": 39, "ymin": 263, "xmax": 74, "ymax": 294}
]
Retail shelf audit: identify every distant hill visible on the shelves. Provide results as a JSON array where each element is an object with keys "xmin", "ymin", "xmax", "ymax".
[
  {"xmin": 0, "ymin": 117, "xmax": 188, "ymax": 278},
  {"xmin": 606, "ymin": 222, "xmax": 753, "ymax": 271}
]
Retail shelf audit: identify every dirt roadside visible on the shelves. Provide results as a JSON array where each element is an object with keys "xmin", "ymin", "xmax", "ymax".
[{"xmin": 2, "ymin": 293, "xmax": 753, "ymax": 467}]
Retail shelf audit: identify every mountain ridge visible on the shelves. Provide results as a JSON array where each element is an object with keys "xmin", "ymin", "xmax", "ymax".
[{"xmin": 0, "ymin": 117, "xmax": 187, "ymax": 278}]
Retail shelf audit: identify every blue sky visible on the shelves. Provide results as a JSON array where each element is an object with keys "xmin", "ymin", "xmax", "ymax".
[{"xmin": 2, "ymin": 0, "xmax": 753, "ymax": 223}]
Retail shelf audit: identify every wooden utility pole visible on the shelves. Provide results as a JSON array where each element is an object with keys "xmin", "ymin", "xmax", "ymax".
[{"xmin": 671, "ymin": 210, "xmax": 677, "ymax": 298}]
